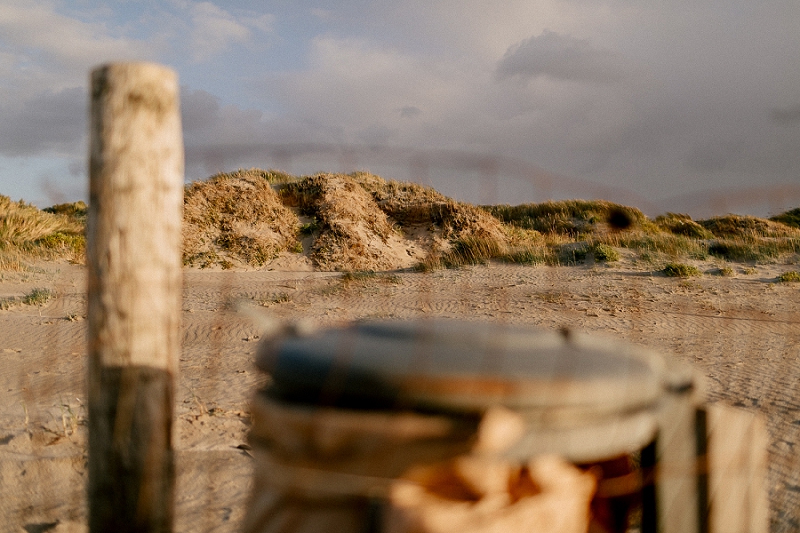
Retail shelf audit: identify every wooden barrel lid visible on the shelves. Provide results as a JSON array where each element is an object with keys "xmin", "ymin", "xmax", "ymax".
[{"xmin": 256, "ymin": 319, "xmax": 667, "ymax": 419}]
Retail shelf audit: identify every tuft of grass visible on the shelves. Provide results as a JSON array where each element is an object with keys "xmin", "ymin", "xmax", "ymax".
[
  {"xmin": 777, "ymin": 271, "xmax": 800, "ymax": 283},
  {"xmin": 712, "ymin": 266, "xmax": 735, "ymax": 277},
  {"xmin": 661, "ymin": 263, "xmax": 702, "ymax": 278},
  {"xmin": 259, "ymin": 292, "xmax": 292, "ymax": 306},
  {"xmin": 536, "ymin": 291, "xmax": 566, "ymax": 304},
  {"xmin": 32, "ymin": 231, "xmax": 86, "ymax": 258},
  {"xmin": 23, "ymin": 287, "xmax": 53, "ymax": 305}
]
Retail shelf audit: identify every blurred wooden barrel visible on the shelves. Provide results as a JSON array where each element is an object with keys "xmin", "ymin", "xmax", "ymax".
[{"xmin": 242, "ymin": 319, "xmax": 766, "ymax": 533}]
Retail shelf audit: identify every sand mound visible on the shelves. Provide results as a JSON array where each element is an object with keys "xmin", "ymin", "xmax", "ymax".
[
  {"xmin": 699, "ymin": 214, "xmax": 800, "ymax": 239},
  {"xmin": 183, "ymin": 170, "xmax": 300, "ymax": 269},
  {"xmin": 352, "ymin": 172, "xmax": 507, "ymax": 242},
  {"xmin": 282, "ymin": 173, "xmax": 415, "ymax": 271},
  {"xmin": 278, "ymin": 172, "xmax": 508, "ymax": 271}
]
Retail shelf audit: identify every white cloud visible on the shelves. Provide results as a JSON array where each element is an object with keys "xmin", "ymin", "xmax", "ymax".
[
  {"xmin": 0, "ymin": 1, "xmax": 157, "ymax": 88},
  {"xmin": 187, "ymin": 1, "xmax": 264, "ymax": 61}
]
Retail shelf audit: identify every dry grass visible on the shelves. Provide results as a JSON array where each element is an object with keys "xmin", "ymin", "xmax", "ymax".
[
  {"xmin": 699, "ymin": 214, "xmax": 800, "ymax": 239},
  {"xmin": 661, "ymin": 263, "xmax": 702, "ymax": 278},
  {"xmin": 655, "ymin": 213, "xmax": 713, "ymax": 239},
  {"xmin": 770, "ymin": 207, "xmax": 800, "ymax": 229},
  {"xmin": 0, "ymin": 196, "xmax": 85, "ymax": 268},
  {"xmin": 183, "ymin": 170, "xmax": 300, "ymax": 268},
  {"xmin": 484, "ymin": 200, "xmax": 647, "ymax": 236},
  {"xmin": 282, "ymin": 173, "xmax": 400, "ymax": 271}
]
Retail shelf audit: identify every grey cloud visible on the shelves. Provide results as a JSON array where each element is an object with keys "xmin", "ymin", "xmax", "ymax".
[
  {"xmin": 399, "ymin": 106, "xmax": 421, "ymax": 118},
  {"xmin": 496, "ymin": 31, "xmax": 629, "ymax": 84},
  {"xmin": 181, "ymin": 87, "xmax": 222, "ymax": 133},
  {"xmin": 770, "ymin": 105, "xmax": 800, "ymax": 125},
  {"xmin": 0, "ymin": 87, "xmax": 85, "ymax": 157},
  {"xmin": 685, "ymin": 140, "xmax": 745, "ymax": 173}
]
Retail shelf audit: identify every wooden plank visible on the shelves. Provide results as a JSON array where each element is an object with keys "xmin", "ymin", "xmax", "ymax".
[
  {"xmin": 87, "ymin": 62, "xmax": 183, "ymax": 533},
  {"xmin": 706, "ymin": 404, "xmax": 769, "ymax": 533},
  {"xmin": 655, "ymin": 363, "xmax": 705, "ymax": 533}
]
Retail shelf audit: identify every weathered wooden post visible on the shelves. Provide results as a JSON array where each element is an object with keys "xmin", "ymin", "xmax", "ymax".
[{"xmin": 87, "ymin": 62, "xmax": 183, "ymax": 533}]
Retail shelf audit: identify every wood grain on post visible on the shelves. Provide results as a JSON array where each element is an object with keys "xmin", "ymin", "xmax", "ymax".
[{"xmin": 87, "ymin": 63, "xmax": 183, "ymax": 533}]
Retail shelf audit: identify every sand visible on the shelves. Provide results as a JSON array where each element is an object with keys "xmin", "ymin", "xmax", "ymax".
[{"xmin": 1, "ymin": 258, "xmax": 798, "ymax": 532}]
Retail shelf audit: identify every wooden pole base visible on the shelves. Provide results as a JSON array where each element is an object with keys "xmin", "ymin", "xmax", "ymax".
[{"xmin": 89, "ymin": 367, "xmax": 175, "ymax": 533}]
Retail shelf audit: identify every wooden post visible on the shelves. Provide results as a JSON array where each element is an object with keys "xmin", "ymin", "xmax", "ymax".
[{"xmin": 87, "ymin": 63, "xmax": 183, "ymax": 533}]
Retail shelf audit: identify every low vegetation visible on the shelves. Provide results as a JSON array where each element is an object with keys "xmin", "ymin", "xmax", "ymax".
[
  {"xmin": 0, "ymin": 196, "xmax": 85, "ymax": 269},
  {"xmin": 771, "ymin": 208, "xmax": 800, "ymax": 229},
  {"xmin": 661, "ymin": 263, "xmax": 702, "ymax": 278},
  {"xmin": 2, "ymin": 169, "xmax": 799, "ymax": 274},
  {"xmin": 1, "ymin": 287, "xmax": 55, "ymax": 310},
  {"xmin": 777, "ymin": 271, "xmax": 800, "ymax": 283}
]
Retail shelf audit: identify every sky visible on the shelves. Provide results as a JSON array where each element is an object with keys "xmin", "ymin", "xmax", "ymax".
[{"xmin": 1, "ymin": 0, "xmax": 799, "ymax": 217}]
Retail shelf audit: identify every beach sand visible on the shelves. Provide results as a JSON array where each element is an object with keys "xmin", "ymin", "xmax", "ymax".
[{"xmin": 1, "ymin": 259, "xmax": 798, "ymax": 532}]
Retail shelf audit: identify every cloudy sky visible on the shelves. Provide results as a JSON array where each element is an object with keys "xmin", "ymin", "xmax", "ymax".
[{"xmin": 1, "ymin": 0, "xmax": 799, "ymax": 216}]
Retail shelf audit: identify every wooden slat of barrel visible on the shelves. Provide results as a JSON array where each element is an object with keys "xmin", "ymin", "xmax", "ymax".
[{"xmin": 707, "ymin": 404, "xmax": 769, "ymax": 533}]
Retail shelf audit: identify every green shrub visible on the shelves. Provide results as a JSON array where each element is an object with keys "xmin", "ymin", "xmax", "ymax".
[
  {"xmin": 33, "ymin": 232, "xmax": 85, "ymax": 255},
  {"xmin": 777, "ymin": 271, "xmax": 800, "ymax": 283},
  {"xmin": 299, "ymin": 218, "xmax": 320, "ymax": 236},
  {"xmin": 592, "ymin": 243, "xmax": 620, "ymax": 262},
  {"xmin": 22, "ymin": 287, "xmax": 53, "ymax": 306},
  {"xmin": 661, "ymin": 263, "xmax": 701, "ymax": 278}
]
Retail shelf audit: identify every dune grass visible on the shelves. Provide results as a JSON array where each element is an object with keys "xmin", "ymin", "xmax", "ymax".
[
  {"xmin": 483, "ymin": 200, "xmax": 647, "ymax": 236},
  {"xmin": 0, "ymin": 196, "xmax": 85, "ymax": 269},
  {"xmin": 661, "ymin": 263, "xmax": 702, "ymax": 278},
  {"xmin": 2, "ymin": 170, "xmax": 800, "ymax": 274},
  {"xmin": 771, "ymin": 208, "xmax": 800, "ymax": 229}
]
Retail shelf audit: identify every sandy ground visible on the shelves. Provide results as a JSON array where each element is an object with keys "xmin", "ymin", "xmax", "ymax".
[{"xmin": 1, "ymin": 258, "xmax": 799, "ymax": 532}]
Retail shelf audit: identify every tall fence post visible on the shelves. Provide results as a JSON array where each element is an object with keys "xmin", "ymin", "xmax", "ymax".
[{"xmin": 87, "ymin": 62, "xmax": 183, "ymax": 533}]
